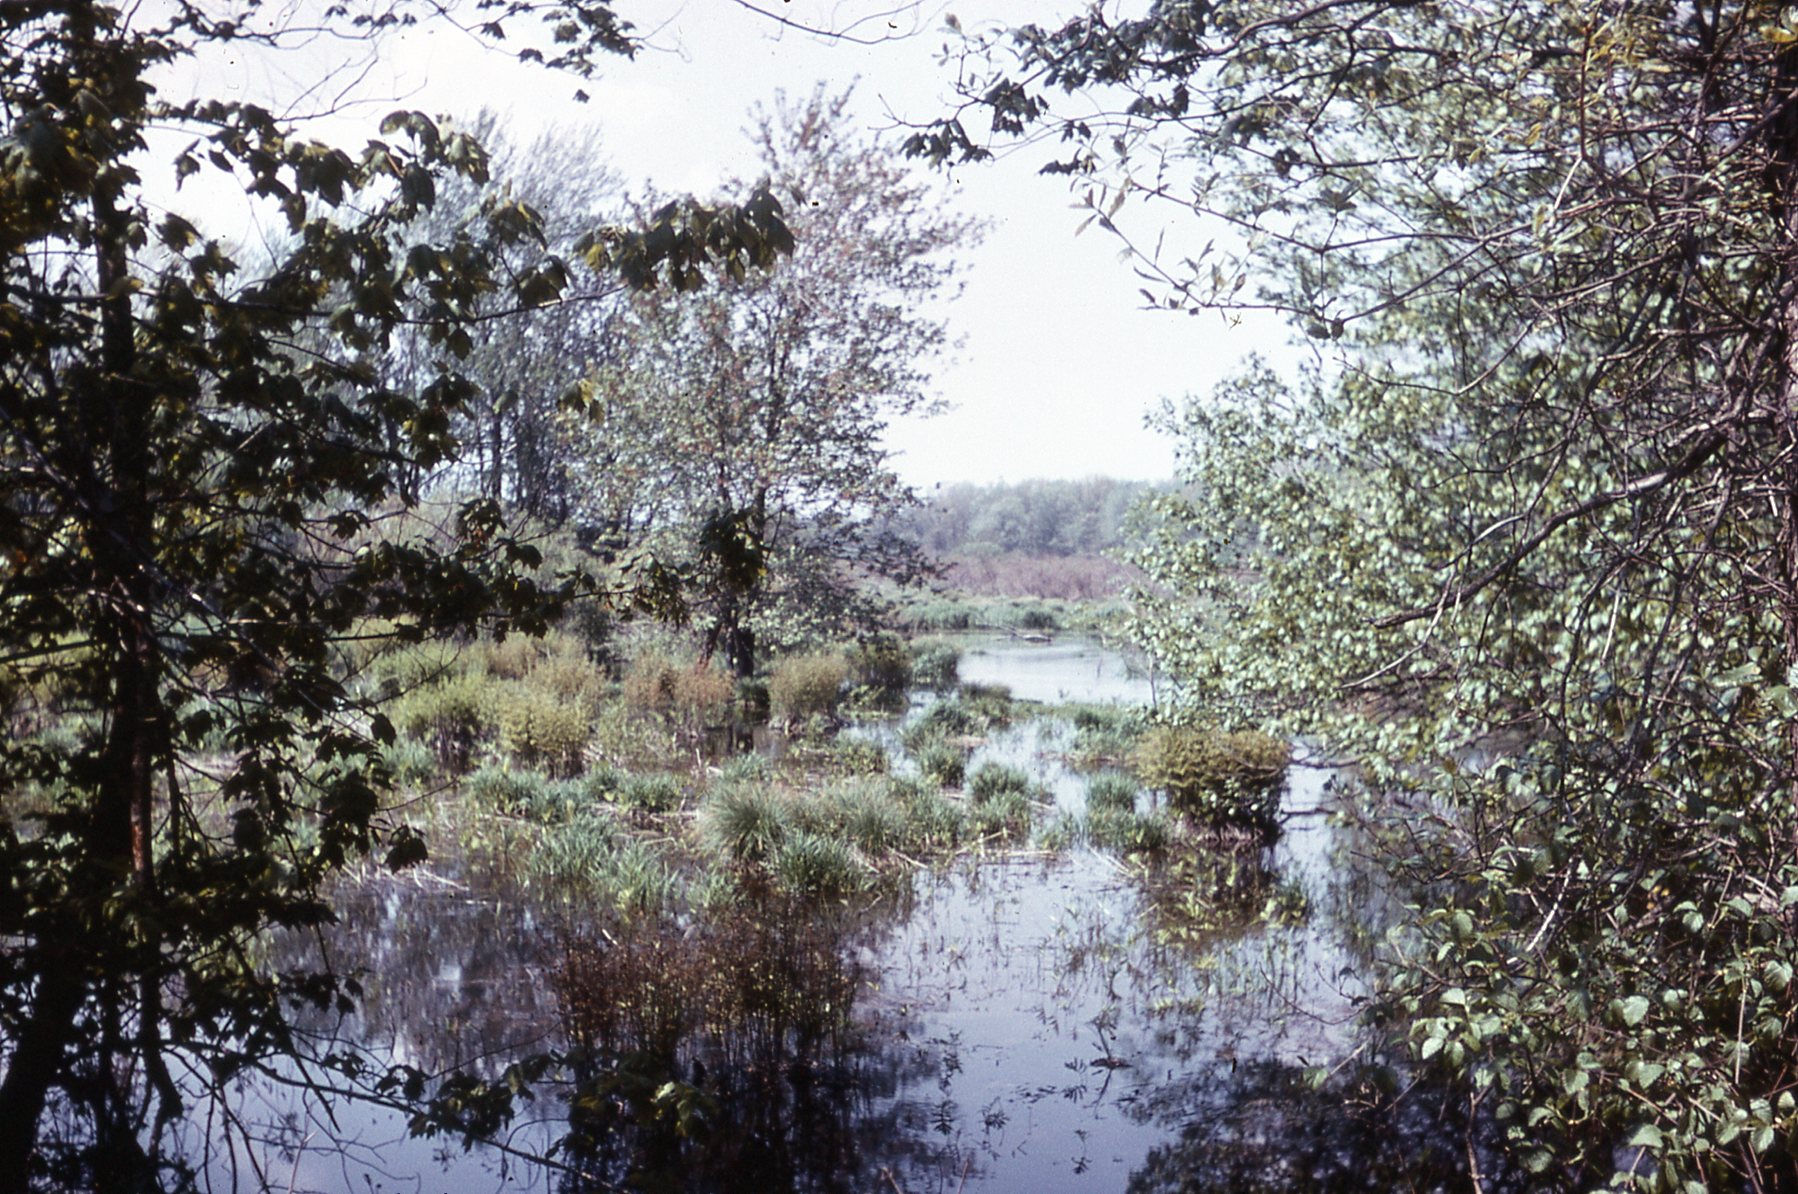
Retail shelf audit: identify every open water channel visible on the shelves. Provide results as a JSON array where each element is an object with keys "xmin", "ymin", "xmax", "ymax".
[{"xmin": 186, "ymin": 636, "xmax": 1405, "ymax": 1193}]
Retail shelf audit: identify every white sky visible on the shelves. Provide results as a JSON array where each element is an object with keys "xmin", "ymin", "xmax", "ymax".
[{"xmin": 164, "ymin": 0, "xmax": 1290, "ymax": 487}]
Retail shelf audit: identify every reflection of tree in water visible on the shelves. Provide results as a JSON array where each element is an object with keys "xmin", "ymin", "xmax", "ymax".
[
  {"xmin": 1125, "ymin": 1060, "xmax": 1521, "ymax": 1193},
  {"xmin": 553, "ymin": 889, "xmax": 950, "ymax": 1193}
]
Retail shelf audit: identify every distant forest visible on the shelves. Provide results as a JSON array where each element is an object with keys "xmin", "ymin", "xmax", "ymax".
[{"xmin": 894, "ymin": 478, "xmax": 1157, "ymax": 559}]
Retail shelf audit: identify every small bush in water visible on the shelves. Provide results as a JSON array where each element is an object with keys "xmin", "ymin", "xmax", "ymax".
[
  {"xmin": 909, "ymin": 640, "xmax": 961, "ymax": 692},
  {"xmin": 496, "ymin": 683, "xmax": 590, "ymax": 777},
  {"xmin": 768, "ymin": 651, "xmax": 849, "ymax": 723},
  {"xmin": 826, "ymin": 735, "xmax": 889, "ymax": 777},
  {"xmin": 1132, "ymin": 724, "xmax": 1289, "ymax": 833},
  {"xmin": 848, "ymin": 634, "xmax": 912, "ymax": 694}
]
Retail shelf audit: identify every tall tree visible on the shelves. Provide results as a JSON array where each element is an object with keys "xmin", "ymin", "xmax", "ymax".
[
  {"xmin": 917, "ymin": 1, "xmax": 1798, "ymax": 1185},
  {"xmin": 570, "ymin": 86, "xmax": 981, "ymax": 675},
  {"xmin": 0, "ymin": 1, "xmax": 790, "ymax": 1185}
]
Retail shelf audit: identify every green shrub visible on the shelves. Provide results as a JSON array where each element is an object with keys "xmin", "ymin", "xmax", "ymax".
[
  {"xmin": 1085, "ymin": 772, "xmax": 1139, "ymax": 814},
  {"xmin": 773, "ymin": 831, "xmax": 868, "ymax": 897},
  {"xmin": 496, "ymin": 684, "xmax": 590, "ymax": 776},
  {"xmin": 849, "ymin": 634, "xmax": 912, "ymax": 694},
  {"xmin": 621, "ymin": 651, "xmax": 680, "ymax": 714},
  {"xmin": 1016, "ymin": 606, "xmax": 1059, "ymax": 632},
  {"xmin": 1132, "ymin": 724, "xmax": 1289, "ymax": 833},
  {"xmin": 768, "ymin": 651, "xmax": 848, "ymax": 723},
  {"xmin": 910, "ymin": 640, "xmax": 961, "ymax": 692},
  {"xmin": 390, "ymin": 672, "xmax": 495, "ymax": 772}
]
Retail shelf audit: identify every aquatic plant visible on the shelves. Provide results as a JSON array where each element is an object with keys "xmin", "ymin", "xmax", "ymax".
[
  {"xmin": 772, "ymin": 831, "xmax": 869, "ymax": 896},
  {"xmin": 911, "ymin": 739, "xmax": 967, "ymax": 789},
  {"xmin": 1085, "ymin": 806, "xmax": 1172, "ymax": 855},
  {"xmin": 967, "ymin": 761, "xmax": 1032, "ymax": 803},
  {"xmin": 465, "ymin": 765, "xmax": 581, "ymax": 822},
  {"xmin": 968, "ymin": 787, "xmax": 1032, "ymax": 839},
  {"xmin": 592, "ymin": 839, "xmax": 683, "ymax": 918},
  {"xmin": 1085, "ymin": 772, "xmax": 1139, "ymax": 814},
  {"xmin": 909, "ymin": 639, "xmax": 961, "ymax": 692},
  {"xmin": 1132, "ymin": 725, "xmax": 1289, "ymax": 834},
  {"xmin": 703, "ymin": 785, "xmax": 790, "ymax": 862},
  {"xmin": 822, "ymin": 734, "xmax": 889, "ymax": 776},
  {"xmin": 378, "ymin": 737, "xmax": 439, "ymax": 790},
  {"xmin": 495, "ymin": 682, "xmax": 592, "ymax": 777},
  {"xmin": 529, "ymin": 813, "xmax": 623, "ymax": 886},
  {"xmin": 847, "ymin": 634, "xmax": 912, "ymax": 694},
  {"xmin": 615, "ymin": 772, "xmax": 684, "ymax": 815}
]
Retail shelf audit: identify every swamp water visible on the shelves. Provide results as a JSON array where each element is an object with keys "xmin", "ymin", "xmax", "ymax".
[{"xmin": 194, "ymin": 637, "xmax": 1404, "ymax": 1193}]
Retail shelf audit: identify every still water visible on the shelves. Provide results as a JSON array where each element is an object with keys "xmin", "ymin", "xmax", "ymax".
[{"xmin": 193, "ymin": 637, "xmax": 1375, "ymax": 1193}]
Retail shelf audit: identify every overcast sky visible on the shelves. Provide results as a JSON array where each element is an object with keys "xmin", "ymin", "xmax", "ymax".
[{"xmin": 170, "ymin": 0, "xmax": 1290, "ymax": 487}]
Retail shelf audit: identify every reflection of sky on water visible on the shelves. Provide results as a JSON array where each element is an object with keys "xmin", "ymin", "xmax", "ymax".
[
  {"xmin": 179, "ymin": 638, "xmax": 1373, "ymax": 1193},
  {"xmin": 953, "ymin": 635, "xmax": 1155, "ymax": 706}
]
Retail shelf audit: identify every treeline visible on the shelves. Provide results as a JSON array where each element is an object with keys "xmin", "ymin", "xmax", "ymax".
[{"xmin": 894, "ymin": 477, "xmax": 1159, "ymax": 559}]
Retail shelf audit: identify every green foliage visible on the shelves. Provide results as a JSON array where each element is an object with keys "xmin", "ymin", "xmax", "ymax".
[
  {"xmin": 911, "ymin": 739, "xmax": 967, "ymax": 789},
  {"xmin": 967, "ymin": 762, "xmax": 1032, "ymax": 803},
  {"xmin": 496, "ymin": 684, "xmax": 592, "ymax": 777},
  {"xmin": 767, "ymin": 651, "xmax": 848, "ymax": 723},
  {"xmin": 927, "ymin": 0, "xmax": 1798, "ymax": 1183},
  {"xmin": 848, "ymin": 634, "xmax": 913, "ymax": 694},
  {"xmin": 614, "ymin": 773, "xmax": 685, "ymax": 815},
  {"xmin": 1084, "ymin": 772, "xmax": 1139, "ymax": 814},
  {"xmin": 909, "ymin": 640, "xmax": 962, "ymax": 692},
  {"xmin": 1084, "ymin": 806, "xmax": 1171, "ymax": 855},
  {"xmin": 1132, "ymin": 726, "xmax": 1289, "ymax": 834},
  {"xmin": 772, "ymin": 831, "xmax": 869, "ymax": 897},
  {"xmin": 702, "ymin": 786, "xmax": 790, "ymax": 862},
  {"xmin": 390, "ymin": 672, "xmax": 499, "ymax": 773}
]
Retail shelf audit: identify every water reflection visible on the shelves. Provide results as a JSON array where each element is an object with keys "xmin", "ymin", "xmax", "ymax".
[{"xmin": 151, "ymin": 637, "xmax": 1446, "ymax": 1192}]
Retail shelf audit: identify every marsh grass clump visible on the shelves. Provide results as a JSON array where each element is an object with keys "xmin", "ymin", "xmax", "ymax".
[
  {"xmin": 703, "ymin": 785, "xmax": 791, "ymax": 862},
  {"xmin": 912, "ymin": 738, "xmax": 967, "ymax": 789},
  {"xmin": 768, "ymin": 651, "xmax": 849, "ymax": 724},
  {"xmin": 1065, "ymin": 704, "xmax": 1146, "ymax": 769},
  {"xmin": 1037, "ymin": 811, "xmax": 1084, "ymax": 851},
  {"xmin": 772, "ymin": 830, "xmax": 869, "ymax": 896},
  {"xmin": 1132, "ymin": 725, "xmax": 1290, "ymax": 835},
  {"xmin": 529, "ymin": 813, "xmax": 623, "ymax": 887},
  {"xmin": 466, "ymin": 765, "xmax": 582, "ymax": 822},
  {"xmin": 715, "ymin": 752, "xmax": 772, "ymax": 786},
  {"xmin": 379, "ymin": 737, "xmax": 438, "ymax": 790},
  {"xmin": 967, "ymin": 761, "xmax": 1032, "ymax": 803},
  {"xmin": 1085, "ymin": 772, "xmax": 1139, "ymax": 814},
  {"xmin": 614, "ymin": 772, "xmax": 684, "ymax": 815},
  {"xmin": 591, "ymin": 839, "xmax": 684, "ymax": 917},
  {"xmin": 968, "ymin": 786, "xmax": 1031, "ymax": 839},
  {"xmin": 1085, "ymin": 806, "xmax": 1172, "ymax": 855},
  {"xmin": 822, "ymin": 734, "xmax": 889, "ymax": 776}
]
